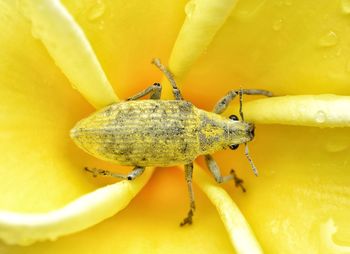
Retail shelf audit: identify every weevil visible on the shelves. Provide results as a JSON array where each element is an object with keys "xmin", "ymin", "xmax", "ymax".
[{"xmin": 70, "ymin": 59, "xmax": 273, "ymax": 226}]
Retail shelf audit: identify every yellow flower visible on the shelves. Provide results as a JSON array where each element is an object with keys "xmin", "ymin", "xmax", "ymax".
[{"xmin": 1, "ymin": 0, "xmax": 350, "ymax": 253}]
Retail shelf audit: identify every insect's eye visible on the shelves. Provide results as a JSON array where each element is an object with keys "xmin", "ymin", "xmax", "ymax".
[
  {"xmin": 229, "ymin": 115, "xmax": 239, "ymax": 121},
  {"xmin": 229, "ymin": 144, "xmax": 239, "ymax": 150}
]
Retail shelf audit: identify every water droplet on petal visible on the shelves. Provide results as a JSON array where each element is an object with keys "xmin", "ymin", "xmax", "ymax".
[
  {"xmin": 235, "ymin": 0, "xmax": 266, "ymax": 21},
  {"xmin": 325, "ymin": 140, "xmax": 349, "ymax": 153},
  {"xmin": 319, "ymin": 31, "xmax": 338, "ymax": 47},
  {"xmin": 272, "ymin": 19, "xmax": 283, "ymax": 31},
  {"xmin": 71, "ymin": 83, "xmax": 78, "ymax": 90},
  {"xmin": 88, "ymin": 1, "xmax": 106, "ymax": 21},
  {"xmin": 315, "ymin": 110, "xmax": 327, "ymax": 123},
  {"xmin": 185, "ymin": 0, "xmax": 196, "ymax": 20},
  {"xmin": 341, "ymin": 0, "xmax": 350, "ymax": 14}
]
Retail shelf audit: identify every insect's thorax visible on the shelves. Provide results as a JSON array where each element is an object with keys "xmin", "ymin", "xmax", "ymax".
[{"xmin": 196, "ymin": 110, "xmax": 254, "ymax": 155}]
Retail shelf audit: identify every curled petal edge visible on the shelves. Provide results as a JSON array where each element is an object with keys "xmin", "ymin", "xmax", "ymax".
[
  {"xmin": 228, "ymin": 94, "xmax": 350, "ymax": 127},
  {"xmin": 161, "ymin": 0, "xmax": 239, "ymax": 99},
  {"xmin": 0, "ymin": 168, "xmax": 154, "ymax": 246},
  {"xmin": 193, "ymin": 163, "xmax": 263, "ymax": 254},
  {"xmin": 18, "ymin": 0, "xmax": 119, "ymax": 108}
]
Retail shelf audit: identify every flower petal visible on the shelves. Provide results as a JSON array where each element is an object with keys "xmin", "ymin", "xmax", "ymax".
[
  {"xmin": 193, "ymin": 163, "xmax": 262, "ymax": 254},
  {"xmin": 169, "ymin": 0, "xmax": 239, "ymax": 79},
  {"xmin": 231, "ymin": 95, "xmax": 350, "ymax": 127},
  {"xmin": 160, "ymin": 0, "xmax": 239, "ymax": 98},
  {"xmin": 319, "ymin": 219, "xmax": 350, "ymax": 253},
  {"xmin": 19, "ymin": 0, "xmax": 118, "ymax": 108},
  {"xmin": 0, "ymin": 168, "xmax": 153, "ymax": 246}
]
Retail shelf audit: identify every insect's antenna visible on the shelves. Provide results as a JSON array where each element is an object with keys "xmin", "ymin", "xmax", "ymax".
[
  {"xmin": 244, "ymin": 143, "xmax": 258, "ymax": 176},
  {"xmin": 239, "ymin": 88, "xmax": 244, "ymax": 121},
  {"xmin": 238, "ymin": 89, "xmax": 257, "ymax": 175}
]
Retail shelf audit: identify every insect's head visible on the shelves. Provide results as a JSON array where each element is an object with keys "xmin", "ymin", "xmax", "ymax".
[
  {"xmin": 228, "ymin": 114, "xmax": 258, "ymax": 176},
  {"xmin": 227, "ymin": 114, "xmax": 255, "ymax": 150}
]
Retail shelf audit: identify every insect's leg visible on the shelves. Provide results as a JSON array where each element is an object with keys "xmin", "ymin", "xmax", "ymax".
[
  {"xmin": 180, "ymin": 162, "xmax": 196, "ymax": 226},
  {"xmin": 84, "ymin": 166, "xmax": 145, "ymax": 180},
  {"xmin": 126, "ymin": 83, "xmax": 162, "ymax": 100},
  {"xmin": 213, "ymin": 89, "xmax": 273, "ymax": 114},
  {"xmin": 152, "ymin": 58, "xmax": 183, "ymax": 100},
  {"xmin": 204, "ymin": 154, "xmax": 246, "ymax": 192}
]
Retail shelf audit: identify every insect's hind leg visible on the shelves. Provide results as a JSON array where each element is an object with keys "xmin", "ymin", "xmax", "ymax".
[
  {"xmin": 152, "ymin": 58, "xmax": 183, "ymax": 100},
  {"xmin": 180, "ymin": 162, "xmax": 196, "ymax": 226},
  {"xmin": 84, "ymin": 166, "xmax": 145, "ymax": 180},
  {"xmin": 213, "ymin": 89, "xmax": 273, "ymax": 114},
  {"xmin": 204, "ymin": 154, "xmax": 246, "ymax": 192},
  {"xmin": 126, "ymin": 83, "xmax": 162, "ymax": 100}
]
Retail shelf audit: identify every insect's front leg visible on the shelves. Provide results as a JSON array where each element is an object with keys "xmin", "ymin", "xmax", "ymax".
[
  {"xmin": 84, "ymin": 166, "xmax": 145, "ymax": 180},
  {"xmin": 152, "ymin": 58, "xmax": 183, "ymax": 100},
  {"xmin": 126, "ymin": 83, "xmax": 162, "ymax": 100},
  {"xmin": 180, "ymin": 162, "xmax": 196, "ymax": 226},
  {"xmin": 213, "ymin": 89, "xmax": 273, "ymax": 114},
  {"xmin": 204, "ymin": 154, "xmax": 246, "ymax": 192}
]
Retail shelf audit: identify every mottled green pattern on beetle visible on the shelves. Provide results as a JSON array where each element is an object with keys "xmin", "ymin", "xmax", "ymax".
[{"xmin": 71, "ymin": 100, "xmax": 253, "ymax": 167}]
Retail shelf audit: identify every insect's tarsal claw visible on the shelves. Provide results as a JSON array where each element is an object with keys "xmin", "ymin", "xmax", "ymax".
[
  {"xmin": 230, "ymin": 169, "xmax": 247, "ymax": 193},
  {"xmin": 180, "ymin": 209, "xmax": 194, "ymax": 227}
]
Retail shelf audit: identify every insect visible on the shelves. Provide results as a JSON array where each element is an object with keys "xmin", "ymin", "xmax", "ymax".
[{"xmin": 70, "ymin": 59, "xmax": 273, "ymax": 226}]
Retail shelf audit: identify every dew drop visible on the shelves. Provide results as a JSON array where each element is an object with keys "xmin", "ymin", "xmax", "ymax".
[
  {"xmin": 272, "ymin": 19, "xmax": 283, "ymax": 31},
  {"xmin": 315, "ymin": 110, "xmax": 327, "ymax": 123},
  {"xmin": 235, "ymin": 0, "xmax": 266, "ymax": 21},
  {"xmin": 325, "ymin": 140, "xmax": 349, "ymax": 153},
  {"xmin": 341, "ymin": 0, "xmax": 350, "ymax": 14},
  {"xmin": 87, "ymin": 0, "xmax": 106, "ymax": 21},
  {"xmin": 70, "ymin": 83, "xmax": 78, "ymax": 90},
  {"xmin": 185, "ymin": 0, "xmax": 196, "ymax": 20},
  {"xmin": 319, "ymin": 31, "xmax": 338, "ymax": 47}
]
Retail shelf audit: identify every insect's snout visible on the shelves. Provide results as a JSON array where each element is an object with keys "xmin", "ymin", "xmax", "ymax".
[
  {"xmin": 249, "ymin": 123, "xmax": 255, "ymax": 139},
  {"xmin": 243, "ymin": 122, "xmax": 255, "ymax": 143}
]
